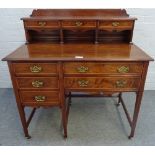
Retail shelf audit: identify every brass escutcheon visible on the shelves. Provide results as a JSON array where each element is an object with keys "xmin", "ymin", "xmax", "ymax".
[
  {"xmin": 117, "ymin": 66, "xmax": 129, "ymax": 73},
  {"xmin": 75, "ymin": 21, "xmax": 83, "ymax": 27},
  {"xmin": 77, "ymin": 66, "xmax": 89, "ymax": 73},
  {"xmin": 38, "ymin": 21, "xmax": 46, "ymax": 26},
  {"xmin": 78, "ymin": 80, "xmax": 89, "ymax": 87},
  {"xmin": 112, "ymin": 22, "xmax": 120, "ymax": 27},
  {"xmin": 32, "ymin": 80, "xmax": 44, "ymax": 88},
  {"xmin": 30, "ymin": 65, "xmax": 42, "ymax": 73},
  {"xmin": 115, "ymin": 80, "xmax": 127, "ymax": 88},
  {"xmin": 35, "ymin": 96, "xmax": 46, "ymax": 102}
]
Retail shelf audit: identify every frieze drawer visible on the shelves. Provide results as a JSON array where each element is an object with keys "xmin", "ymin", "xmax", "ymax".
[
  {"xmin": 99, "ymin": 21, "xmax": 134, "ymax": 30},
  {"xmin": 13, "ymin": 63, "xmax": 58, "ymax": 76},
  {"xmin": 24, "ymin": 20, "xmax": 59, "ymax": 28},
  {"xmin": 62, "ymin": 20, "xmax": 96, "ymax": 29},
  {"xmin": 63, "ymin": 62, "xmax": 143, "ymax": 74}
]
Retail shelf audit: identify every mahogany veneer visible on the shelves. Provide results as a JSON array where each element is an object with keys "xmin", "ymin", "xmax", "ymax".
[{"xmin": 2, "ymin": 9, "xmax": 153, "ymax": 139}]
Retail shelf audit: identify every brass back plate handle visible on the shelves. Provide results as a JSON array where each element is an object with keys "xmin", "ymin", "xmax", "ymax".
[
  {"xmin": 77, "ymin": 66, "xmax": 89, "ymax": 73},
  {"xmin": 32, "ymin": 80, "xmax": 44, "ymax": 88},
  {"xmin": 78, "ymin": 80, "xmax": 89, "ymax": 87},
  {"xmin": 35, "ymin": 96, "xmax": 46, "ymax": 102},
  {"xmin": 30, "ymin": 65, "xmax": 42, "ymax": 73}
]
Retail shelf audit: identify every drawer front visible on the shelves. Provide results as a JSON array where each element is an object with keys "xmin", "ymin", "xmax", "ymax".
[
  {"xmin": 64, "ymin": 77, "xmax": 140, "ymax": 91},
  {"xmin": 13, "ymin": 63, "xmax": 57, "ymax": 76},
  {"xmin": 16, "ymin": 77, "xmax": 59, "ymax": 89},
  {"xmin": 62, "ymin": 20, "xmax": 96, "ymax": 28},
  {"xmin": 99, "ymin": 21, "xmax": 133, "ymax": 30},
  {"xmin": 63, "ymin": 62, "xmax": 143, "ymax": 74},
  {"xmin": 24, "ymin": 21, "xmax": 59, "ymax": 28},
  {"xmin": 20, "ymin": 91, "xmax": 59, "ymax": 106}
]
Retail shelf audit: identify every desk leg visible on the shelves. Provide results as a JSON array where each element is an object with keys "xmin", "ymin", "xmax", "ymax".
[
  {"xmin": 8, "ymin": 62, "xmax": 31, "ymax": 139},
  {"xmin": 17, "ymin": 105, "xmax": 31, "ymax": 139},
  {"xmin": 66, "ymin": 93, "xmax": 72, "ymax": 125},
  {"xmin": 117, "ymin": 92, "xmax": 122, "ymax": 106},
  {"xmin": 61, "ymin": 101, "xmax": 67, "ymax": 138},
  {"xmin": 59, "ymin": 62, "xmax": 67, "ymax": 138},
  {"xmin": 129, "ymin": 91, "xmax": 143, "ymax": 139}
]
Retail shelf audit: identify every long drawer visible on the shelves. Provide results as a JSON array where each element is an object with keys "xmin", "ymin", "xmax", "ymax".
[
  {"xmin": 13, "ymin": 63, "xmax": 58, "ymax": 76},
  {"xmin": 64, "ymin": 76, "xmax": 140, "ymax": 91},
  {"xmin": 19, "ymin": 91, "xmax": 59, "ymax": 106},
  {"xmin": 16, "ymin": 77, "xmax": 59, "ymax": 89},
  {"xmin": 63, "ymin": 62, "xmax": 143, "ymax": 75}
]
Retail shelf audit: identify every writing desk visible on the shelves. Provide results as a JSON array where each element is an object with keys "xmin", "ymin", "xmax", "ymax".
[{"xmin": 2, "ymin": 9, "xmax": 153, "ymax": 139}]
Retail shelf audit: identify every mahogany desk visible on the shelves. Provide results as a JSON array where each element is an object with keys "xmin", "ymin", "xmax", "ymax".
[{"xmin": 2, "ymin": 9, "xmax": 154, "ymax": 139}]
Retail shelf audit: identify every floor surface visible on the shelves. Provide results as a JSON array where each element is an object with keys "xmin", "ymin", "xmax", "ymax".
[{"xmin": 0, "ymin": 89, "xmax": 155, "ymax": 146}]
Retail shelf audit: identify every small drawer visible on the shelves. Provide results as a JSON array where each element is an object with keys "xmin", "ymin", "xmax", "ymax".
[
  {"xmin": 13, "ymin": 63, "xmax": 57, "ymax": 76},
  {"xmin": 62, "ymin": 20, "xmax": 96, "ymax": 28},
  {"xmin": 63, "ymin": 62, "xmax": 143, "ymax": 75},
  {"xmin": 64, "ymin": 77, "xmax": 140, "ymax": 91},
  {"xmin": 99, "ymin": 21, "xmax": 133, "ymax": 30},
  {"xmin": 20, "ymin": 91, "xmax": 59, "ymax": 106},
  {"xmin": 24, "ymin": 20, "xmax": 59, "ymax": 28},
  {"xmin": 16, "ymin": 77, "xmax": 59, "ymax": 89}
]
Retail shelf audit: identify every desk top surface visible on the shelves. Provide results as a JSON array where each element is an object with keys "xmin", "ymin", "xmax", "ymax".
[{"xmin": 2, "ymin": 43, "xmax": 153, "ymax": 62}]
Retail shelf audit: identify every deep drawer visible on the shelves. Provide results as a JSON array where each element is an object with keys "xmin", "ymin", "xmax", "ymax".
[
  {"xmin": 19, "ymin": 91, "xmax": 59, "ymax": 106},
  {"xmin": 64, "ymin": 76, "xmax": 140, "ymax": 91},
  {"xmin": 13, "ymin": 63, "xmax": 58, "ymax": 76},
  {"xmin": 16, "ymin": 77, "xmax": 59, "ymax": 89},
  {"xmin": 63, "ymin": 62, "xmax": 143, "ymax": 75}
]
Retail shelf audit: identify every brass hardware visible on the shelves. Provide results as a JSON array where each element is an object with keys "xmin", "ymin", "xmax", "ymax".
[
  {"xmin": 115, "ymin": 80, "xmax": 127, "ymax": 88},
  {"xmin": 112, "ymin": 22, "xmax": 120, "ymax": 27},
  {"xmin": 117, "ymin": 66, "xmax": 129, "ymax": 73},
  {"xmin": 77, "ymin": 66, "xmax": 89, "ymax": 73},
  {"xmin": 38, "ymin": 21, "xmax": 46, "ymax": 26},
  {"xmin": 78, "ymin": 80, "xmax": 89, "ymax": 87},
  {"xmin": 35, "ymin": 96, "xmax": 46, "ymax": 102},
  {"xmin": 30, "ymin": 65, "xmax": 42, "ymax": 73},
  {"xmin": 75, "ymin": 21, "xmax": 83, "ymax": 27},
  {"xmin": 32, "ymin": 80, "xmax": 44, "ymax": 88}
]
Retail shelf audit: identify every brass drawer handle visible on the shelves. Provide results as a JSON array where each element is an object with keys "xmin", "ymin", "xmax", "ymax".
[
  {"xmin": 112, "ymin": 22, "xmax": 120, "ymax": 27},
  {"xmin": 38, "ymin": 21, "xmax": 46, "ymax": 26},
  {"xmin": 75, "ymin": 21, "xmax": 83, "ymax": 27},
  {"xmin": 35, "ymin": 96, "xmax": 46, "ymax": 102},
  {"xmin": 30, "ymin": 65, "xmax": 42, "ymax": 73},
  {"xmin": 32, "ymin": 80, "xmax": 44, "ymax": 88},
  {"xmin": 78, "ymin": 80, "xmax": 89, "ymax": 87},
  {"xmin": 117, "ymin": 66, "xmax": 129, "ymax": 73},
  {"xmin": 77, "ymin": 66, "xmax": 89, "ymax": 73},
  {"xmin": 115, "ymin": 80, "xmax": 127, "ymax": 88}
]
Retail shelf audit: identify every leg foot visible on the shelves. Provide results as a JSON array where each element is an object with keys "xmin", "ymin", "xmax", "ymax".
[
  {"xmin": 64, "ymin": 134, "xmax": 67, "ymax": 139},
  {"xmin": 25, "ymin": 135, "xmax": 31, "ymax": 139},
  {"xmin": 116, "ymin": 103, "xmax": 120, "ymax": 107},
  {"xmin": 118, "ymin": 93, "xmax": 122, "ymax": 105},
  {"xmin": 128, "ymin": 135, "xmax": 133, "ymax": 139}
]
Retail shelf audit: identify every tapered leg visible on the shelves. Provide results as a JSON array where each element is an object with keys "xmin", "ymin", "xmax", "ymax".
[
  {"xmin": 116, "ymin": 92, "xmax": 122, "ymax": 106},
  {"xmin": 129, "ymin": 91, "xmax": 143, "ymax": 139},
  {"xmin": 59, "ymin": 62, "xmax": 68, "ymax": 138},
  {"xmin": 61, "ymin": 103, "xmax": 67, "ymax": 138},
  {"xmin": 68, "ymin": 92, "xmax": 72, "ymax": 106},
  {"xmin": 17, "ymin": 105, "xmax": 31, "ymax": 139},
  {"xmin": 66, "ymin": 96, "xmax": 72, "ymax": 125}
]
